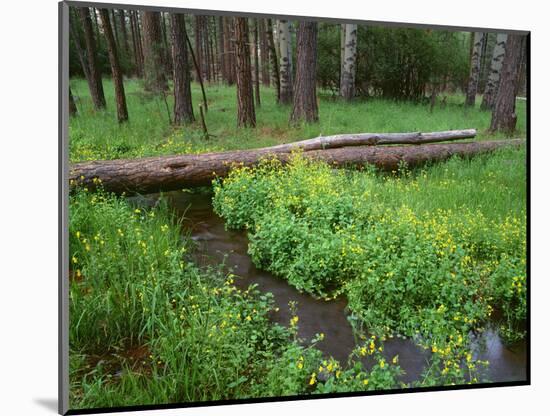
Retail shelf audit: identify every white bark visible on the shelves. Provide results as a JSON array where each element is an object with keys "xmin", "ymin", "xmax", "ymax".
[
  {"xmin": 340, "ymin": 24, "xmax": 358, "ymax": 100},
  {"xmin": 278, "ymin": 20, "xmax": 293, "ymax": 104},
  {"xmin": 481, "ymin": 33, "xmax": 508, "ymax": 110},
  {"xmin": 465, "ymin": 32, "xmax": 485, "ymax": 106}
]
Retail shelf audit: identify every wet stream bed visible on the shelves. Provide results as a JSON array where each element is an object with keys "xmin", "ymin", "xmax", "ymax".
[{"xmin": 132, "ymin": 191, "xmax": 527, "ymax": 385}]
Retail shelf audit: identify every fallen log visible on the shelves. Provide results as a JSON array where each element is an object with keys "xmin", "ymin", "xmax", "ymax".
[
  {"xmin": 263, "ymin": 129, "xmax": 477, "ymax": 152},
  {"xmin": 70, "ymin": 139, "xmax": 524, "ymax": 195}
]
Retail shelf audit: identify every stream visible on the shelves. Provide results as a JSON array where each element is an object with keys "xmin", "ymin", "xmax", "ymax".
[{"xmin": 133, "ymin": 191, "xmax": 527, "ymax": 385}]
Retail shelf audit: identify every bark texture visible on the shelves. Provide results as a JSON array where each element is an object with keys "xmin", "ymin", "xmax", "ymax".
[
  {"xmin": 78, "ymin": 7, "xmax": 106, "ymax": 109},
  {"xmin": 142, "ymin": 11, "xmax": 168, "ymax": 92},
  {"xmin": 490, "ymin": 35, "xmax": 524, "ymax": 134},
  {"xmin": 266, "ymin": 19, "xmax": 280, "ymax": 102},
  {"xmin": 234, "ymin": 17, "xmax": 256, "ymax": 127},
  {"xmin": 278, "ymin": 20, "xmax": 293, "ymax": 104},
  {"xmin": 290, "ymin": 21, "xmax": 319, "ymax": 124},
  {"xmin": 481, "ymin": 33, "xmax": 507, "ymax": 110},
  {"xmin": 253, "ymin": 19, "xmax": 261, "ymax": 107},
  {"xmin": 340, "ymin": 24, "xmax": 358, "ymax": 100},
  {"xmin": 170, "ymin": 13, "xmax": 195, "ymax": 125},
  {"xmin": 465, "ymin": 32, "xmax": 485, "ymax": 107},
  {"xmin": 70, "ymin": 139, "xmax": 524, "ymax": 194},
  {"xmin": 99, "ymin": 9, "xmax": 129, "ymax": 123}
]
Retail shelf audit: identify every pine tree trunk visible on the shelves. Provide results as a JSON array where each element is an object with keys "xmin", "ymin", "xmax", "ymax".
[
  {"xmin": 160, "ymin": 12, "xmax": 172, "ymax": 77},
  {"xmin": 234, "ymin": 17, "xmax": 256, "ymax": 127},
  {"xmin": 259, "ymin": 19, "xmax": 270, "ymax": 86},
  {"xmin": 217, "ymin": 17, "xmax": 225, "ymax": 82},
  {"xmin": 340, "ymin": 24, "xmax": 358, "ymax": 100},
  {"xmin": 78, "ymin": 7, "xmax": 106, "ymax": 109},
  {"xmin": 170, "ymin": 13, "xmax": 195, "ymax": 125},
  {"xmin": 490, "ymin": 35, "xmax": 524, "ymax": 134},
  {"xmin": 69, "ymin": 10, "xmax": 92, "ymax": 82},
  {"xmin": 142, "ymin": 11, "xmax": 168, "ymax": 92},
  {"xmin": 465, "ymin": 32, "xmax": 484, "ymax": 107},
  {"xmin": 118, "ymin": 10, "xmax": 130, "ymax": 62},
  {"xmin": 340, "ymin": 24, "xmax": 345, "ymax": 81},
  {"xmin": 290, "ymin": 21, "xmax": 318, "ymax": 124},
  {"xmin": 481, "ymin": 33, "xmax": 507, "ymax": 110},
  {"xmin": 266, "ymin": 19, "xmax": 280, "ymax": 102},
  {"xmin": 111, "ymin": 10, "xmax": 119, "ymax": 49},
  {"xmin": 129, "ymin": 11, "xmax": 141, "ymax": 76},
  {"xmin": 99, "ymin": 8, "xmax": 128, "ymax": 123},
  {"xmin": 69, "ymin": 87, "xmax": 78, "ymax": 116},
  {"xmin": 253, "ymin": 19, "xmax": 261, "ymax": 107},
  {"xmin": 278, "ymin": 20, "xmax": 293, "ymax": 104}
]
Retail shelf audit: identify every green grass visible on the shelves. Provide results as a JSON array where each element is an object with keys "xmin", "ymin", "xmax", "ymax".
[
  {"xmin": 68, "ymin": 78, "xmax": 527, "ymax": 407},
  {"xmin": 69, "ymin": 77, "xmax": 526, "ymax": 162}
]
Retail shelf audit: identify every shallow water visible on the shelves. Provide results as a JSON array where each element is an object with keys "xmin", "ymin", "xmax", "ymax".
[{"xmin": 133, "ymin": 191, "xmax": 527, "ymax": 385}]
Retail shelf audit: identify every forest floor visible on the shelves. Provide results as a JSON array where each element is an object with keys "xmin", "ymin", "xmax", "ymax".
[
  {"xmin": 68, "ymin": 77, "xmax": 527, "ymax": 409},
  {"xmin": 69, "ymin": 77, "xmax": 526, "ymax": 163}
]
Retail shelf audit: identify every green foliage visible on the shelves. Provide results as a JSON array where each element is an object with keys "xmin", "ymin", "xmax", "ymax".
[
  {"xmin": 69, "ymin": 187, "xmax": 404, "ymax": 408},
  {"xmin": 316, "ymin": 25, "xmax": 470, "ymax": 99},
  {"xmin": 213, "ymin": 148, "xmax": 527, "ymax": 384}
]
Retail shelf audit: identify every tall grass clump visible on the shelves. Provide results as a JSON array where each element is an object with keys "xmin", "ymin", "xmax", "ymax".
[{"xmin": 69, "ymin": 187, "xmax": 406, "ymax": 409}]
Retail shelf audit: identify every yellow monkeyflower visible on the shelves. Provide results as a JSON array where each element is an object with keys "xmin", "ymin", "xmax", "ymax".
[
  {"xmin": 309, "ymin": 373, "xmax": 317, "ymax": 385},
  {"xmin": 363, "ymin": 379, "xmax": 369, "ymax": 386},
  {"xmin": 392, "ymin": 355, "xmax": 399, "ymax": 364},
  {"xmin": 290, "ymin": 316, "xmax": 299, "ymax": 326}
]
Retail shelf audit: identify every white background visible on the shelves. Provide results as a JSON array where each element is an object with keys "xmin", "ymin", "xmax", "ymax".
[{"xmin": 1, "ymin": 0, "xmax": 548, "ymax": 414}]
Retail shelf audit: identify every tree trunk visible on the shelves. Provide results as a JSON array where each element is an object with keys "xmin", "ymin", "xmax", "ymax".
[
  {"xmin": 253, "ymin": 19, "xmax": 261, "ymax": 108},
  {"xmin": 465, "ymin": 32, "xmax": 485, "ymax": 107},
  {"xmin": 234, "ymin": 17, "xmax": 256, "ymax": 128},
  {"xmin": 118, "ymin": 10, "xmax": 130, "ymax": 62},
  {"xmin": 160, "ymin": 12, "xmax": 172, "ymax": 77},
  {"xmin": 69, "ymin": 9, "xmax": 92, "ymax": 83},
  {"xmin": 290, "ymin": 21, "xmax": 318, "ymax": 124},
  {"xmin": 78, "ymin": 7, "xmax": 106, "ymax": 110},
  {"xmin": 222, "ymin": 17, "xmax": 235, "ymax": 85},
  {"xmin": 259, "ymin": 19, "xmax": 270, "ymax": 86},
  {"xmin": 278, "ymin": 20, "xmax": 293, "ymax": 104},
  {"xmin": 266, "ymin": 19, "xmax": 280, "ymax": 102},
  {"xmin": 99, "ymin": 8, "xmax": 129, "ymax": 123},
  {"xmin": 489, "ymin": 35, "xmax": 524, "ymax": 134},
  {"xmin": 217, "ymin": 17, "xmax": 225, "ymax": 82},
  {"xmin": 170, "ymin": 13, "xmax": 195, "ymax": 125},
  {"xmin": 129, "ymin": 10, "xmax": 143, "ymax": 77},
  {"xmin": 69, "ymin": 87, "xmax": 78, "ymax": 116},
  {"xmin": 70, "ymin": 138, "xmax": 524, "ymax": 194},
  {"xmin": 340, "ymin": 24, "xmax": 358, "ymax": 100},
  {"xmin": 481, "ymin": 33, "xmax": 507, "ymax": 110},
  {"xmin": 142, "ymin": 11, "xmax": 168, "ymax": 92},
  {"xmin": 340, "ymin": 24, "xmax": 345, "ymax": 84},
  {"xmin": 111, "ymin": 9, "xmax": 120, "ymax": 49}
]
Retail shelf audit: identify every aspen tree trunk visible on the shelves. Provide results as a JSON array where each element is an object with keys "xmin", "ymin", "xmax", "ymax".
[
  {"xmin": 465, "ymin": 32, "xmax": 484, "ymax": 107},
  {"xmin": 142, "ymin": 11, "xmax": 168, "ymax": 92},
  {"xmin": 266, "ymin": 19, "xmax": 280, "ymax": 102},
  {"xmin": 290, "ymin": 21, "xmax": 318, "ymax": 124},
  {"xmin": 253, "ymin": 19, "xmax": 261, "ymax": 107},
  {"xmin": 340, "ymin": 24, "xmax": 358, "ymax": 100},
  {"xmin": 278, "ymin": 20, "xmax": 293, "ymax": 104},
  {"xmin": 78, "ymin": 7, "xmax": 106, "ymax": 110},
  {"xmin": 490, "ymin": 35, "xmax": 524, "ymax": 134},
  {"xmin": 170, "ymin": 13, "xmax": 195, "ymax": 125},
  {"xmin": 481, "ymin": 33, "xmax": 507, "ymax": 110},
  {"xmin": 99, "ymin": 8, "xmax": 129, "ymax": 123},
  {"xmin": 234, "ymin": 17, "xmax": 256, "ymax": 127}
]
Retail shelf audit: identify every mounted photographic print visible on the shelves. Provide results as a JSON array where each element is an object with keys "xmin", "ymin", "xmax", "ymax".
[{"xmin": 59, "ymin": 1, "xmax": 529, "ymax": 414}]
